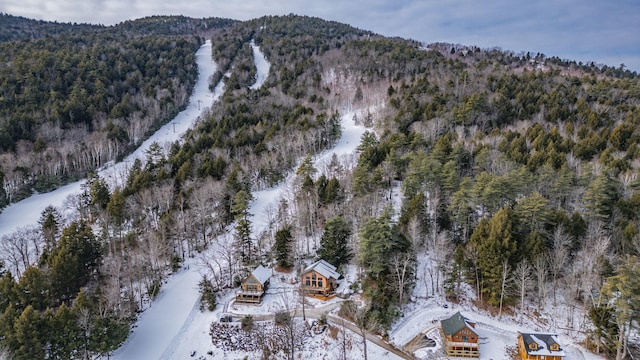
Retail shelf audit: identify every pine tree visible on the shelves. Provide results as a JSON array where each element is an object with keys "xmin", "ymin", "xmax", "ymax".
[
  {"xmin": 48, "ymin": 221, "xmax": 102, "ymax": 302},
  {"xmin": 359, "ymin": 210, "xmax": 395, "ymax": 277},
  {"xmin": 584, "ymin": 171, "xmax": 620, "ymax": 222},
  {"xmin": 14, "ymin": 305, "xmax": 45, "ymax": 360},
  {"xmin": 232, "ymin": 190, "xmax": 253, "ymax": 265},
  {"xmin": 0, "ymin": 271, "xmax": 17, "ymax": 314},
  {"xmin": 46, "ymin": 304, "xmax": 80, "ymax": 360},
  {"xmin": 602, "ymin": 255, "xmax": 640, "ymax": 359},
  {"xmin": 470, "ymin": 207, "xmax": 517, "ymax": 306},
  {"xmin": 38, "ymin": 205, "xmax": 61, "ymax": 250},
  {"xmin": 274, "ymin": 226, "xmax": 294, "ymax": 269},
  {"xmin": 317, "ymin": 216, "xmax": 352, "ymax": 268},
  {"xmin": 17, "ymin": 266, "xmax": 50, "ymax": 311}
]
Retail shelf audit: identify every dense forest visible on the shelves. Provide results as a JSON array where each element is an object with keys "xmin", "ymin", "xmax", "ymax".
[
  {"xmin": 1, "ymin": 13, "xmax": 640, "ymax": 359},
  {"xmin": 0, "ymin": 14, "xmax": 235, "ymax": 206}
]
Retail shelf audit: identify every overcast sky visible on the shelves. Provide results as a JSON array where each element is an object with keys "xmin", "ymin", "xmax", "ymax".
[{"xmin": 2, "ymin": 0, "xmax": 639, "ymax": 71}]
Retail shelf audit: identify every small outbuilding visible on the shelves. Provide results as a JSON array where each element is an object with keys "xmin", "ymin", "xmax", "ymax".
[
  {"xmin": 517, "ymin": 332, "xmax": 565, "ymax": 360},
  {"xmin": 300, "ymin": 259, "xmax": 340, "ymax": 299},
  {"xmin": 236, "ymin": 265, "xmax": 271, "ymax": 304},
  {"xmin": 440, "ymin": 311, "xmax": 480, "ymax": 358}
]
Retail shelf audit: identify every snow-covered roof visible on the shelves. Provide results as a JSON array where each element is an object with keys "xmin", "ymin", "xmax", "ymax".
[
  {"xmin": 251, "ymin": 265, "xmax": 271, "ymax": 285},
  {"xmin": 303, "ymin": 259, "xmax": 340, "ymax": 280},
  {"xmin": 520, "ymin": 332, "xmax": 566, "ymax": 357},
  {"xmin": 441, "ymin": 311, "xmax": 477, "ymax": 336}
]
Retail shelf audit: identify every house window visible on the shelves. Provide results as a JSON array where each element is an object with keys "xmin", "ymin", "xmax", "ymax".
[
  {"xmin": 305, "ymin": 278, "xmax": 310, "ymax": 286},
  {"xmin": 462, "ymin": 336, "xmax": 468, "ymax": 342},
  {"xmin": 529, "ymin": 343, "xmax": 538, "ymax": 350},
  {"xmin": 318, "ymin": 280, "xmax": 323, "ymax": 288},
  {"xmin": 550, "ymin": 344, "xmax": 558, "ymax": 351}
]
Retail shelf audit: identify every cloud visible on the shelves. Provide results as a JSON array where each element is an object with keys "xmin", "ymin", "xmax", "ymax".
[{"xmin": 1, "ymin": 0, "xmax": 639, "ymax": 70}]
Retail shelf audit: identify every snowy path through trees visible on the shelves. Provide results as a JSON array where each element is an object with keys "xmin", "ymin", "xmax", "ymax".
[
  {"xmin": 154, "ymin": 110, "xmax": 374, "ymax": 359},
  {"xmin": 250, "ymin": 39, "xmax": 270, "ymax": 90},
  {"xmin": 112, "ymin": 40, "xmax": 274, "ymax": 359},
  {"xmin": 0, "ymin": 40, "xmax": 219, "ymax": 239},
  {"xmin": 249, "ymin": 109, "xmax": 367, "ymax": 236},
  {"xmin": 112, "ymin": 265, "xmax": 203, "ymax": 360}
]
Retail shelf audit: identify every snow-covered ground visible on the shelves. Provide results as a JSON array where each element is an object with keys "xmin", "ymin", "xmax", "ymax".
[
  {"xmin": 112, "ymin": 41, "xmax": 391, "ymax": 357},
  {"xmin": 140, "ymin": 106, "xmax": 383, "ymax": 360},
  {"xmin": 388, "ymin": 270, "xmax": 606, "ymax": 360},
  {"xmin": 0, "ymin": 40, "xmax": 220, "ymax": 239},
  {"xmin": 1, "ymin": 34, "xmax": 605, "ymax": 360},
  {"xmin": 250, "ymin": 39, "xmax": 270, "ymax": 90}
]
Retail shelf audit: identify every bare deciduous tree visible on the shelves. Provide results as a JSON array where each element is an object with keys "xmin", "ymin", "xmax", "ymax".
[
  {"xmin": 498, "ymin": 259, "xmax": 511, "ymax": 318},
  {"xmin": 548, "ymin": 227, "xmax": 570, "ymax": 306},
  {"xmin": 389, "ymin": 254, "xmax": 414, "ymax": 304},
  {"xmin": 0, "ymin": 226, "xmax": 42, "ymax": 277},
  {"xmin": 533, "ymin": 254, "xmax": 548, "ymax": 311},
  {"xmin": 513, "ymin": 259, "xmax": 533, "ymax": 323}
]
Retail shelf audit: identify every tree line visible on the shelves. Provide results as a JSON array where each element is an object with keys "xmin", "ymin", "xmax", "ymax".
[{"xmin": 0, "ymin": 14, "xmax": 639, "ymax": 359}]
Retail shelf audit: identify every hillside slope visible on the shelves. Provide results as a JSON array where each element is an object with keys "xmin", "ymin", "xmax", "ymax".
[{"xmin": 0, "ymin": 14, "xmax": 639, "ymax": 360}]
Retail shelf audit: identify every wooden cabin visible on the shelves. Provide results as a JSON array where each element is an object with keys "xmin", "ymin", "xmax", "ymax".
[
  {"xmin": 236, "ymin": 265, "xmax": 271, "ymax": 304},
  {"xmin": 517, "ymin": 332, "xmax": 566, "ymax": 360},
  {"xmin": 441, "ymin": 312, "xmax": 480, "ymax": 358},
  {"xmin": 300, "ymin": 259, "xmax": 340, "ymax": 298}
]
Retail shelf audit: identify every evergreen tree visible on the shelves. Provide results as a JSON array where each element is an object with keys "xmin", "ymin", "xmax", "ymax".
[
  {"xmin": 17, "ymin": 267, "xmax": 50, "ymax": 311},
  {"xmin": 588, "ymin": 304, "xmax": 618, "ymax": 356},
  {"xmin": 38, "ymin": 205, "xmax": 61, "ymax": 250},
  {"xmin": 584, "ymin": 171, "xmax": 620, "ymax": 222},
  {"xmin": 13, "ymin": 305, "xmax": 45, "ymax": 360},
  {"xmin": 0, "ymin": 271, "xmax": 17, "ymax": 314},
  {"xmin": 470, "ymin": 207, "xmax": 517, "ymax": 306},
  {"xmin": 274, "ymin": 226, "xmax": 294, "ymax": 269},
  {"xmin": 47, "ymin": 221, "xmax": 102, "ymax": 302},
  {"xmin": 87, "ymin": 173, "xmax": 111, "ymax": 210},
  {"xmin": 107, "ymin": 187, "xmax": 127, "ymax": 227},
  {"xmin": 317, "ymin": 216, "xmax": 352, "ymax": 268},
  {"xmin": 602, "ymin": 255, "xmax": 640, "ymax": 359},
  {"xmin": 232, "ymin": 190, "xmax": 253, "ymax": 265},
  {"xmin": 46, "ymin": 304, "xmax": 80, "ymax": 360},
  {"xmin": 359, "ymin": 210, "xmax": 395, "ymax": 277}
]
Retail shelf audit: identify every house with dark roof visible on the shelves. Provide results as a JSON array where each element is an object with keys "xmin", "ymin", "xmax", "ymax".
[
  {"xmin": 517, "ymin": 332, "xmax": 565, "ymax": 360},
  {"xmin": 440, "ymin": 312, "xmax": 479, "ymax": 358},
  {"xmin": 236, "ymin": 265, "xmax": 271, "ymax": 304},
  {"xmin": 300, "ymin": 259, "xmax": 340, "ymax": 299}
]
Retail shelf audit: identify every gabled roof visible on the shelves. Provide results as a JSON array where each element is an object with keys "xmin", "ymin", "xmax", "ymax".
[
  {"xmin": 250, "ymin": 265, "xmax": 271, "ymax": 285},
  {"xmin": 519, "ymin": 332, "xmax": 566, "ymax": 357},
  {"xmin": 303, "ymin": 259, "xmax": 340, "ymax": 280},
  {"xmin": 441, "ymin": 312, "xmax": 477, "ymax": 336}
]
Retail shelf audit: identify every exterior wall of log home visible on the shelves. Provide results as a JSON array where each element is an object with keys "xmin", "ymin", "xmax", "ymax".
[
  {"xmin": 517, "ymin": 332, "xmax": 565, "ymax": 360},
  {"xmin": 300, "ymin": 259, "xmax": 340, "ymax": 297},
  {"xmin": 301, "ymin": 269, "xmax": 336, "ymax": 296},
  {"xmin": 236, "ymin": 266, "xmax": 271, "ymax": 304},
  {"xmin": 441, "ymin": 312, "xmax": 479, "ymax": 358}
]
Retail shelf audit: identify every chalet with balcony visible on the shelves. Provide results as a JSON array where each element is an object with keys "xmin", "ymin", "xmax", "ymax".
[
  {"xmin": 300, "ymin": 259, "xmax": 340, "ymax": 299},
  {"xmin": 517, "ymin": 332, "xmax": 566, "ymax": 360},
  {"xmin": 441, "ymin": 312, "xmax": 479, "ymax": 358},
  {"xmin": 236, "ymin": 265, "xmax": 271, "ymax": 304}
]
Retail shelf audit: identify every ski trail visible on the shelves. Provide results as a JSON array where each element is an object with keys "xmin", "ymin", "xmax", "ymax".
[{"xmin": 0, "ymin": 40, "xmax": 218, "ymax": 239}]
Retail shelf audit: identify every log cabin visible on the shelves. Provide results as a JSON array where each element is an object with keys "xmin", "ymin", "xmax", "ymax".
[
  {"xmin": 441, "ymin": 312, "xmax": 480, "ymax": 358},
  {"xmin": 517, "ymin": 332, "xmax": 566, "ymax": 360},
  {"xmin": 300, "ymin": 259, "xmax": 340, "ymax": 298},
  {"xmin": 235, "ymin": 265, "xmax": 271, "ymax": 304}
]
